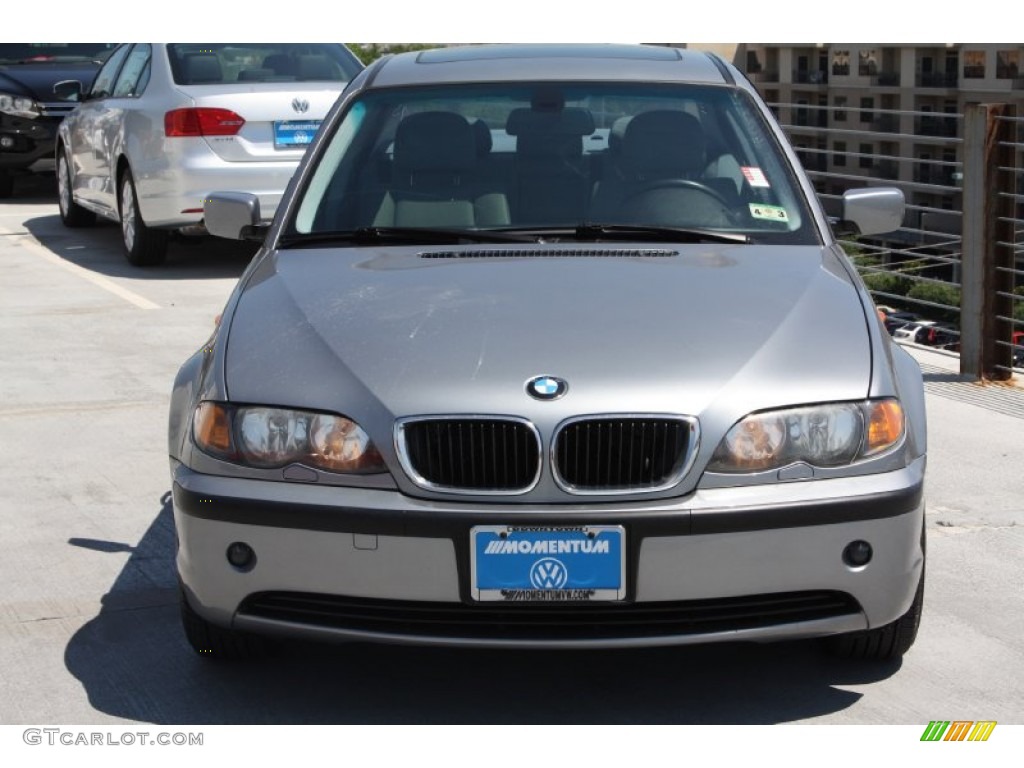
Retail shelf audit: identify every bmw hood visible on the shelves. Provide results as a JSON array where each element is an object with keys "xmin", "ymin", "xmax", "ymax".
[{"xmin": 224, "ymin": 244, "xmax": 872, "ymax": 446}]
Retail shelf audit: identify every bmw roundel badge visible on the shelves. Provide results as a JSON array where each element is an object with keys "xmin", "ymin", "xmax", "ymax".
[{"xmin": 526, "ymin": 375, "xmax": 568, "ymax": 401}]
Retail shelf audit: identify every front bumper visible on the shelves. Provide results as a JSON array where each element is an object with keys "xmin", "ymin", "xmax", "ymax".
[
  {"xmin": 0, "ymin": 114, "xmax": 58, "ymax": 172},
  {"xmin": 173, "ymin": 456, "xmax": 925, "ymax": 649}
]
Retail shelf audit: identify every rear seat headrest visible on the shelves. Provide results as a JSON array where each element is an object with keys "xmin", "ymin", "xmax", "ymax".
[
  {"xmin": 472, "ymin": 119, "xmax": 492, "ymax": 157},
  {"xmin": 180, "ymin": 53, "xmax": 222, "ymax": 84},
  {"xmin": 297, "ymin": 54, "xmax": 339, "ymax": 80}
]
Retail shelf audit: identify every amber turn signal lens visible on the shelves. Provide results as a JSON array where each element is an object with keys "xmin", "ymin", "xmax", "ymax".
[
  {"xmin": 864, "ymin": 399, "xmax": 904, "ymax": 455},
  {"xmin": 193, "ymin": 402, "xmax": 234, "ymax": 457}
]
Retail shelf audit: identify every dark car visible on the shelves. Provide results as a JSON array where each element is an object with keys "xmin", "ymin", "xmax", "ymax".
[{"xmin": 0, "ymin": 43, "xmax": 116, "ymax": 197}]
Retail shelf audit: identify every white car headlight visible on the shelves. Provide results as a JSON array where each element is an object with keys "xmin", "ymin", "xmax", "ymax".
[
  {"xmin": 193, "ymin": 402, "xmax": 386, "ymax": 474},
  {"xmin": 708, "ymin": 399, "xmax": 904, "ymax": 473},
  {"xmin": 0, "ymin": 92, "xmax": 42, "ymax": 119}
]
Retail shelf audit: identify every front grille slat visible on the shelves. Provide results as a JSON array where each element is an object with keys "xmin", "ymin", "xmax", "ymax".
[
  {"xmin": 553, "ymin": 416, "xmax": 694, "ymax": 493},
  {"xmin": 400, "ymin": 418, "xmax": 540, "ymax": 493},
  {"xmin": 240, "ymin": 590, "xmax": 862, "ymax": 641}
]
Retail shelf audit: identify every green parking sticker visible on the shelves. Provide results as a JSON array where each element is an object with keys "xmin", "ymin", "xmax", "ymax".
[{"xmin": 749, "ymin": 204, "xmax": 789, "ymax": 222}]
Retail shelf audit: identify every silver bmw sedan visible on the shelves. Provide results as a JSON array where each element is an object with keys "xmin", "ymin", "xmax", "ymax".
[{"xmin": 170, "ymin": 44, "xmax": 925, "ymax": 663}]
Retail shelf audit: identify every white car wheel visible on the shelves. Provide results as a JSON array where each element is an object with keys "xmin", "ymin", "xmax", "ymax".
[
  {"xmin": 56, "ymin": 151, "xmax": 95, "ymax": 227},
  {"xmin": 118, "ymin": 169, "xmax": 168, "ymax": 266}
]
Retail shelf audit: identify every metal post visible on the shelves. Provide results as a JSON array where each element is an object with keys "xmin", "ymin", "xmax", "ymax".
[{"xmin": 960, "ymin": 103, "xmax": 1014, "ymax": 380}]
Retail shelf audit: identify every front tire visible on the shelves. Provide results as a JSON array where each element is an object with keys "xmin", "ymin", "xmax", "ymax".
[
  {"xmin": 826, "ymin": 528, "xmax": 925, "ymax": 661},
  {"xmin": 57, "ymin": 151, "xmax": 95, "ymax": 227},
  {"xmin": 0, "ymin": 171, "xmax": 13, "ymax": 199},
  {"xmin": 119, "ymin": 168, "xmax": 168, "ymax": 266},
  {"xmin": 180, "ymin": 591, "xmax": 266, "ymax": 661}
]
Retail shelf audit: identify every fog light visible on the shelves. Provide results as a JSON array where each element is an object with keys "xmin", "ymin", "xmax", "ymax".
[
  {"xmin": 226, "ymin": 542, "xmax": 255, "ymax": 570},
  {"xmin": 843, "ymin": 540, "xmax": 873, "ymax": 567},
  {"xmin": 0, "ymin": 137, "xmax": 14, "ymax": 149}
]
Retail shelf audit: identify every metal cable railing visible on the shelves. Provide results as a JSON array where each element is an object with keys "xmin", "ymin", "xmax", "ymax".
[{"xmin": 771, "ymin": 102, "xmax": 1023, "ymax": 374}]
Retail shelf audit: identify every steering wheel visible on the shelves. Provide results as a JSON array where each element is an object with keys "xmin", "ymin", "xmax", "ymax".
[
  {"xmin": 617, "ymin": 178, "xmax": 741, "ymax": 228},
  {"xmin": 622, "ymin": 178, "xmax": 732, "ymax": 207}
]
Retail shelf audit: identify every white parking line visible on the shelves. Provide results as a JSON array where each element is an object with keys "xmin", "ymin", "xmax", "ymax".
[
  {"xmin": 0, "ymin": 225, "xmax": 159, "ymax": 310},
  {"xmin": 0, "ymin": 399, "xmax": 167, "ymax": 418}
]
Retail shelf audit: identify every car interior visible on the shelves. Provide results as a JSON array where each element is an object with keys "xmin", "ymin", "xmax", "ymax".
[
  {"xmin": 308, "ymin": 97, "xmax": 796, "ymax": 235},
  {"xmin": 169, "ymin": 46, "xmax": 351, "ymax": 85}
]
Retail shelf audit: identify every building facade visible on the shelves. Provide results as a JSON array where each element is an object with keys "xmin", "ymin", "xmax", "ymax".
[{"xmin": 738, "ymin": 44, "xmax": 1024, "ymax": 234}]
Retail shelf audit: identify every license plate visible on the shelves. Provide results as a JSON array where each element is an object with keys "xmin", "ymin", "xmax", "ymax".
[
  {"xmin": 273, "ymin": 120, "xmax": 321, "ymax": 149},
  {"xmin": 470, "ymin": 525, "xmax": 625, "ymax": 602}
]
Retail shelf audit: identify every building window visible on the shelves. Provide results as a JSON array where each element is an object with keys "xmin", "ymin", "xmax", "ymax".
[
  {"xmin": 834, "ymin": 96, "xmax": 847, "ymax": 121},
  {"xmin": 860, "ymin": 97, "xmax": 874, "ymax": 123},
  {"xmin": 964, "ymin": 50, "xmax": 985, "ymax": 78},
  {"xmin": 832, "ymin": 49, "xmax": 850, "ymax": 76},
  {"xmin": 858, "ymin": 49, "xmax": 878, "ymax": 76},
  {"xmin": 859, "ymin": 143, "xmax": 873, "ymax": 168},
  {"xmin": 746, "ymin": 50, "xmax": 762, "ymax": 74},
  {"xmin": 997, "ymin": 49, "xmax": 1020, "ymax": 79},
  {"xmin": 834, "ymin": 141, "xmax": 847, "ymax": 167}
]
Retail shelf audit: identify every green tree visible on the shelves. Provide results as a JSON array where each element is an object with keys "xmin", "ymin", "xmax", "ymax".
[
  {"xmin": 862, "ymin": 271, "xmax": 913, "ymax": 298},
  {"xmin": 906, "ymin": 281, "xmax": 961, "ymax": 324},
  {"xmin": 346, "ymin": 44, "xmax": 440, "ymax": 65}
]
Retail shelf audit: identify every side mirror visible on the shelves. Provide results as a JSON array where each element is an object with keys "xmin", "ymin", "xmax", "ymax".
[
  {"xmin": 205, "ymin": 192, "xmax": 268, "ymax": 241},
  {"xmin": 53, "ymin": 80, "xmax": 83, "ymax": 102},
  {"xmin": 836, "ymin": 187, "xmax": 905, "ymax": 236}
]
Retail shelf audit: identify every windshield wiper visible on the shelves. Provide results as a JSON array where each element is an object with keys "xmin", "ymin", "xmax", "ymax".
[
  {"xmin": 574, "ymin": 223, "xmax": 750, "ymax": 244},
  {"xmin": 492, "ymin": 223, "xmax": 750, "ymax": 245},
  {"xmin": 278, "ymin": 226, "xmax": 540, "ymax": 248}
]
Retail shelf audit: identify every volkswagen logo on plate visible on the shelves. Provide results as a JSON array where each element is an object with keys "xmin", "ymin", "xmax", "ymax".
[
  {"xmin": 526, "ymin": 375, "xmax": 568, "ymax": 401},
  {"xmin": 291, "ymin": 98, "xmax": 310, "ymax": 114},
  {"xmin": 529, "ymin": 558, "xmax": 568, "ymax": 589}
]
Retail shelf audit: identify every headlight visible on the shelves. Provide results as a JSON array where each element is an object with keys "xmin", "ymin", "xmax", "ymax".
[
  {"xmin": 0, "ymin": 92, "xmax": 42, "ymax": 119},
  {"xmin": 193, "ymin": 402, "xmax": 386, "ymax": 474},
  {"xmin": 707, "ymin": 399, "xmax": 904, "ymax": 473}
]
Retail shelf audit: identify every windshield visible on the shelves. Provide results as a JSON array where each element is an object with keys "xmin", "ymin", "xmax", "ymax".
[
  {"xmin": 291, "ymin": 82, "xmax": 820, "ymax": 245},
  {"xmin": 167, "ymin": 43, "xmax": 362, "ymax": 85},
  {"xmin": 0, "ymin": 44, "xmax": 119, "ymax": 65}
]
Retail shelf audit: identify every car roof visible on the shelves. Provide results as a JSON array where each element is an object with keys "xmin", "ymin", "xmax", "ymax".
[{"xmin": 368, "ymin": 44, "xmax": 738, "ymax": 89}]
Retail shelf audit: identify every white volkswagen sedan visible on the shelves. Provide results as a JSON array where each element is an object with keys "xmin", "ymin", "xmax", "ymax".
[{"xmin": 55, "ymin": 43, "xmax": 363, "ymax": 265}]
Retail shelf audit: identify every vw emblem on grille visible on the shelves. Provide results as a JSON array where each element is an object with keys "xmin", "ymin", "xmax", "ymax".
[
  {"xmin": 291, "ymin": 98, "xmax": 309, "ymax": 114},
  {"xmin": 526, "ymin": 375, "xmax": 568, "ymax": 401},
  {"xmin": 530, "ymin": 558, "xmax": 568, "ymax": 589}
]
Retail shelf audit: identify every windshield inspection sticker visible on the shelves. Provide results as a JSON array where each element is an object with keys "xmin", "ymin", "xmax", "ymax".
[
  {"xmin": 749, "ymin": 204, "xmax": 789, "ymax": 222},
  {"xmin": 741, "ymin": 166, "xmax": 771, "ymax": 188}
]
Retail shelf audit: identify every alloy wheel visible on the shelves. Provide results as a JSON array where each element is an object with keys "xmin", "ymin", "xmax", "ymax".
[
  {"xmin": 121, "ymin": 178, "xmax": 136, "ymax": 252},
  {"xmin": 57, "ymin": 156, "xmax": 70, "ymax": 217}
]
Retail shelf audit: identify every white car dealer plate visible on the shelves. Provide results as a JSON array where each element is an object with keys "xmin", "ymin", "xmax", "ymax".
[{"xmin": 470, "ymin": 525, "xmax": 626, "ymax": 602}]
